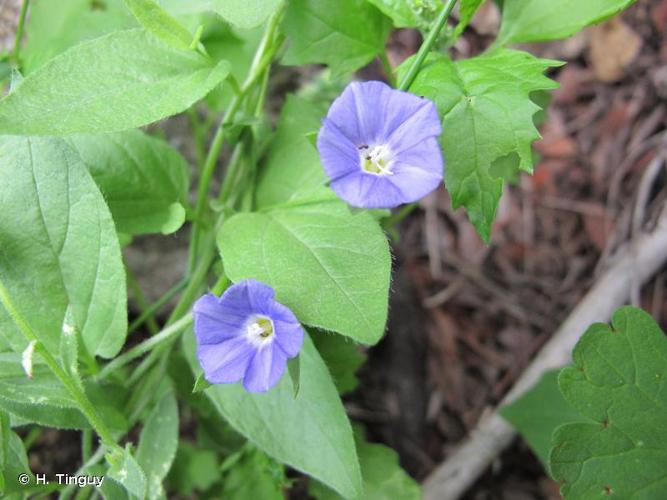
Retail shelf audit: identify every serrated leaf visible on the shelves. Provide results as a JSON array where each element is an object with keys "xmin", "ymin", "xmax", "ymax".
[
  {"xmin": 256, "ymin": 95, "xmax": 328, "ymax": 207},
  {"xmin": 310, "ymin": 428, "xmax": 421, "ymax": 500},
  {"xmin": 311, "ymin": 330, "xmax": 365, "ymax": 394},
  {"xmin": 402, "ymin": 49, "xmax": 561, "ymax": 241},
  {"xmin": 366, "ymin": 0, "xmax": 443, "ymax": 29},
  {"xmin": 66, "ymin": 130, "xmax": 190, "ymax": 235},
  {"xmin": 0, "ymin": 136, "xmax": 127, "ymax": 359},
  {"xmin": 107, "ymin": 445, "xmax": 147, "ymax": 499},
  {"xmin": 0, "ymin": 29, "xmax": 230, "ymax": 135},
  {"xmin": 124, "ymin": 0, "xmax": 194, "ymax": 49},
  {"xmin": 281, "ymin": 0, "xmax": 390, "ymax": 78},
  {"xmin": 22, "ymin": 0, "xmax": 135, "ymax": 73},
  {"xmin": 497, "ymin": 0, "xmax": 637, "ymax": 45},
  {"xmin": 137, "ymin": 385, "xmax": 179, "ymax": 500},
  {"xmin": 218, "ymin": 199, "xmax": 391, "ymax": 345},
  {"xmin": 454, "ymin": 0, "xmax": 484, "ymax": 37},
  {"xmin": 550, "ymin": 306, "xmax": 667, "ymax": 499},
  {"xmin": 183, "ymin": 332, "xmax": 363, "ymax": 499},
  {"xmin": 500, "ymin": 370, "xmax": 586, "ymax": 464}
]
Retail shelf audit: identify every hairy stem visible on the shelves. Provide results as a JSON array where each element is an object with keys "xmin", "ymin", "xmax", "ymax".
[
  {"xmin": 397, "ymin": 0, "xmax": 457, "ymax": 91},
  {"xmin": 96, "ymin": 313, "xmax": 193, "ymax": 381},
  {"xmin": 188, "ymin": 4, "xmax": 287, "ymax": 274},
  {"xmin": 0, "ymin": 279, "xmax": 118, "ymax": 450}
]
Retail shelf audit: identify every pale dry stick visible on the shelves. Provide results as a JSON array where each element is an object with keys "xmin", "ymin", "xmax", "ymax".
[{"xmin": 423, "ymin": 206, "xmax": 667, "ymax": 500}]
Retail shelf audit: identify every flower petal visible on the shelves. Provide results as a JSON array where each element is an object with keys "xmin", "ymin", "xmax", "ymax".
[
  {"xmin": 243, "ymin": 346, "xmax": 287, "ymax": 393},
  {"xmin": 192, "ymin": 293, "xmax": 247, "ymax": 344},
  {"xmin": 385, "ymin": 99, "xmax": 442, "ymax": 155},
  {"xmin": 196, "ymin": 335, "xmax": 255, "ymax": 384},
  {"xmin": 330, "ymin": 172, "xmax": 405, "ymax": 208},
  {"xmin": 317, "ymin": 119, "xmax": 361, "ymax": 182}
]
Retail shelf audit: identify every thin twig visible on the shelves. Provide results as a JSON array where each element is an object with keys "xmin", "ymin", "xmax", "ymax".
[{"xmin": 423, "ymin": 206, "xmax": 667, "ymax": 500}]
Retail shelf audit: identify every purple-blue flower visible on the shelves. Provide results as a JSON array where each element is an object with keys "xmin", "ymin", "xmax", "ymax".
[
  {"xmin": 192, "ymin": 280, "xmax": 304, "ymax": 393},
  {"xmin": 317, "ymin": 80, "xmax": 444, "ymax": 209}
]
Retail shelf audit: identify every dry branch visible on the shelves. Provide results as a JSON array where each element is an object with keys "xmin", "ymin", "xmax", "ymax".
[{"xmin": 423, "ymin": 205, "xmax": 667, "ymax": 500}]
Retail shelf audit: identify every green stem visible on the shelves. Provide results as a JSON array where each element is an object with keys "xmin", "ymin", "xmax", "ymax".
[
  {"xmin": 128, "ymin": 278, "xmax": 187, "ymax": 334},
  {"xmin": 126, "ymin": 267, "xmax": 159, "ymax": 335},
  {"xmin": 96, "ymin": 313, "xmax": 193, "ymax": 381},
  {"xmin": 82, "ymin": 428, "xmax": 92, "ymax": 462},
  {"xmin": 0, "ymin": 279, "xmax": 117, "ymax": 449},
  {"xmin": 12, "ymin": 0, "xmax": 30, "ymax": 66},
  {"xmin": 397, "ymin": 0, "xmax": 457, "ymax": 91},
  {"xmin": 379, "ymin": 51, "xmax": 396, "ymax": 87},
  {"xmin": 188, "ymin": 5, "xmax": 287, "ymax": 274}
]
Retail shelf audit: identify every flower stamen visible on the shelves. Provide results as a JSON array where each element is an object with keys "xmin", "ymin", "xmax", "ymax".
[
  {"xmin": 245, "ymin": 315, "xmax": 275, "ymax": 347},
  {"xmin": 359, "ymin": 144, "xmax": 394, "ymax": 176}
]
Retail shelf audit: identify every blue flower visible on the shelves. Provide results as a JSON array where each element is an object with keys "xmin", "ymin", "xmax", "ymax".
[
  {"xmin": 317, "ymin": 81, "xmax": 443, "ymax": 209},
  {"xmin": 193, "ymin": 280, "xmax": 304, "ymax": 393}
]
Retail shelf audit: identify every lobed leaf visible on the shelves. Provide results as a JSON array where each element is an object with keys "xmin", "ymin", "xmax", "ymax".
[
  {"xmin": 281, "ymin": 0, "xmax": 390, "ymax": 78},
  {"xmin": 497, "ymin": 0, "xmax": 637, "ymax": 45},
  {"xmin": 0, "ymin": 29, "xmax": 230, "ymax": 135},
  {"xmin": 184, "ymin": 332, "xmax": 363, "ymax": 499},
  {"xmin": 403, "ymin": 49, "xmax": 561, "ymax": 241},
  {"xmin": 550, "ymin": 306, "xmax": 667, "ymax": 499},
  {"xmin": 500, "ymin": 370, "xmax": 586, "ymax": 464},
  {"xmin": 67, "ymin": 130, "xmax": 190, "ymax": 235},
  {"xmin": 218, "ymin": 199, "xmax": 391, "ymax": 345},
  {"xmin": 0, "ymin": 136, "xmax": 127, "ymax": 359}
]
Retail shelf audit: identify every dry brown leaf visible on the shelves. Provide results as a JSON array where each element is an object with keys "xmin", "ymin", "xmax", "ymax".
[{"xmin": 589, "ymin": 18, "xmax": 642, "ymax": 82}]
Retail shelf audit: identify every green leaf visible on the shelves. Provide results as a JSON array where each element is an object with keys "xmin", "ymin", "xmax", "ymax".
[
  {"xmin": 256, "ymin": 95, "xmax": 328, "ymax": 208},
  {"xmin": 0, "ymin": 137, "xmax": 127, "ymax": 359},
  {"xmin": 66, "ymin": 131, "xmax": 190, "ymax": 235},
  {"xmin": 221, "ymin": 447, "xmax": 285, "ymax": 500},
  {"xmin": 3, "ymin": 431, "xmax": 33, "ymax": 494},
  {"xmin": 218, "ymin": 199, "xmax": 391, "ymax": 344},
  {"xmin": 167, "ymin": 442, "xmax": 220, "ymax": 495},
  {"xmin": 281, "ymin": 0, "xmax": 390, "ymax": 78},
  {"xmin": 22, "ymin": 0, "xmax": 135, "ymax": 73},
  {"xmin": 0, "ymin": 29, "xmax": 230, "ymax": 136},
  {"xmin": 136, "ymin": 385, "xmax": 179, "ymax": 500},
  {"xmin": 192, "ymin": 372, "xmax": 212, "ymax": 393},
  {"xmin": 0, "ymin": 358, "xmax": 89, "ymax": 429},
  {"xmin": 59, "ymin": 306, "xmax": 82, "ymax": 387},
  {"xmin": 310, "ymin": 429, "xmax": 421, "ymax": 500},
  {"xmin": 183, "ymin": 332, "xmax": 363, "ymax": 499},
  {"xmin": 403, "ymin": 49, "xmax": 561, "ymax": 241},
  {"xmin": 550, "ymin": 306, "xmax": 667, "ymax": 499},
  {"xmin": 107, "ymin": 445, "xmax": 148, "ymax": 499},
  {"xmin": 210, "ymin": 0, "xmax": 283, "ymax": 29},
  {"xmin": 500, "ymin": 370, "xmax": 586, "ymax": 464},
  {"xmin": 366, "ymin": 0, "xmax": 443, "ymax": 29},
  {"xmin": 497, "ymin": 0, "xmax": 637, "ymax": 45},
  {"xmin": 287, "ymin": 356, "xmax": 300, "ymax": 398},
  {"xmin": 124, "ymin": 0, "xmax": 194, "ymax": 49},
  {"xmin": 159, "ymin": 0, "xmax": 283, "ymax": 29},
  {"xmin": 311, "ymin": 330, "xmax": 365, "ymax": 394},
  {"xmin": 454, "ymin": 0, "xmax": 484, "ymax": 37}
]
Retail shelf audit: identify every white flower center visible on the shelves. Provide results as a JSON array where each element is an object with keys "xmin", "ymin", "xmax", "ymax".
[
  {"xmin": 245, "ymin": 316, "xmax": 275, "ymax": 348},
  {"xmin": 358, "ymin": 144, "xmax": 394, "ymax": 176}
]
